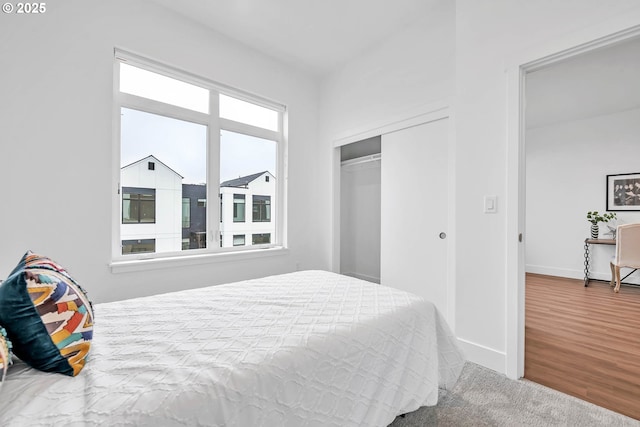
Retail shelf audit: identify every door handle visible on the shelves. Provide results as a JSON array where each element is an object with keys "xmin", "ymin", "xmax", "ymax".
[{"xmin": 439, "ymin": 232, "xmax": 447, "ymax": 239}]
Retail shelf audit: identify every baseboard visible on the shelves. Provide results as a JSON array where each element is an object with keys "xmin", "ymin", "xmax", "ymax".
[
  {"xmin": 457, "ymin": 338, "xmax": 506, "ymax": 375},
  {"xmin": 526, "ymin": 264, "xmax": 640, "ymax": 285},
  {"xmin": 525, "ymin": 265, "xmax": 582, "ymax": 280}
]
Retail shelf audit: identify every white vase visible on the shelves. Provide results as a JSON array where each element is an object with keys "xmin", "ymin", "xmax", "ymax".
[{"xmin": 590, "ymin": 223, "xmax": 599, "ymax": 239}]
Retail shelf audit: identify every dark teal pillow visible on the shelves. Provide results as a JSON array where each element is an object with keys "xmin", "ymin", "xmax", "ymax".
[{"xmin": 0, "ymin": 252, "xmax": 94, "ymax": 376}]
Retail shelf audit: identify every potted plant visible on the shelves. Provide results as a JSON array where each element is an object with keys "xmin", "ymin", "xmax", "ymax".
[{"xmin": 586, "ymin": 211, "xmax": 616, "ymax": 239}]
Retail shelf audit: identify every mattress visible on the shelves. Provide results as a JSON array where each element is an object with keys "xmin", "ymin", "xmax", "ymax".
[{"xmin": 0, "ymin": 270, "xmax": 464, "ymax": 426}]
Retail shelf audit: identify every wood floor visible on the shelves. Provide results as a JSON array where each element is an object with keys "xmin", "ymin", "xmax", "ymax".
[{"xmin": 525, "ymin": 273, "xmax": 640, "ymax": 420}]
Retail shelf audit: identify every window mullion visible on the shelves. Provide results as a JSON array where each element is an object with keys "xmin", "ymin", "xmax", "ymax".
[
  {"xmin": 119, "ymin": 93, "xmax": 210, "ymax": 126},
  {"xmin": 219, "ymin": 118, "xmax": 279, "ymax": 141},
  {"xmin": 208, "ymin": 91, "xmax": 221, "ymax": 249}
]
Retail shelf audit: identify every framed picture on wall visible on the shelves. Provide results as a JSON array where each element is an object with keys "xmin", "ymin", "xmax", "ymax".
[{"xmin": 607, "ymin": 172, "xmax": 640, "ymax": 211}]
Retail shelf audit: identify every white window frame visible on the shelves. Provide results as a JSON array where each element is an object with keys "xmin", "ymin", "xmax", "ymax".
[{"xmin": 111, "ymin": 49, "xmax": 287, "ymax": 270}]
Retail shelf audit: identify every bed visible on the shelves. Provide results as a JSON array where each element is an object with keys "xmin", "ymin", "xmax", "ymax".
[{"xmin": 0, "ymin": 269, "xmax": 464, "ymax": 426}]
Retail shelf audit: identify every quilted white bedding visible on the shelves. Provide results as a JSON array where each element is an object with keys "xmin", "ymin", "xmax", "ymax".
[{"xmin": 0, "ymin": 270, "xmax": 464, "ymax": 426}]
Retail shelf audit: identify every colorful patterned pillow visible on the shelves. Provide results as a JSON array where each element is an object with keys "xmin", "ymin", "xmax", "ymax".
[
  {"xmin": 0, "ymin": 326, "xmax": 13, "ymax": 387},
  {"xmin": 0, "ymin": 252, "xmax": 94, "ymax": 376}
]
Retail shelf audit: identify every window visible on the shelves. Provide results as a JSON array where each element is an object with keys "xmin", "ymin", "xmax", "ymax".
[
  {"xmin": 220, "ymin": 94, "xmax": 278, "ymax": 131},
  {"xmin": 122, "ymin": 188, "xmax": 155, "ymax": 223},
  {"xmin": 252, "ymin": 233, "xmax": 271, "ymax": 245},
  {"xmin": 122, "ymin": 239, "xmax": 156, "ymax": 254},
  {"xmin": 182, "ymin": 198, "xmax": 190, "ymax": 228},
  {"xmin": 252, "ymin": 196, "xmax": 271, "ymax": 222},
  {"xmin": 233, "ymin": 194, "xmax": 245, "ymax": 222},
  {"xmin": 114, "ymin": 51, "xmax": 285, "ymax": 261},
  {"xmin": 120, "ymin": 63, "xmax": 209, "ymax": 113}
]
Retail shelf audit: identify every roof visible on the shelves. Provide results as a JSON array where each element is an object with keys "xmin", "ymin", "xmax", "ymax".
[
  {"xmin": 120, "ymin": 155, "xmax": 184, "ymax": 178},
  {"xmin": 220, "ymin": 171, "xmax": 273, "ymax": 188}
]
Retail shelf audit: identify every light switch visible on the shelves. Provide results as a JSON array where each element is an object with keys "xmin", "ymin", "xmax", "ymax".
[{"xmin": 484, "ymin": 195, "xmax": 497, "ymax": 213}]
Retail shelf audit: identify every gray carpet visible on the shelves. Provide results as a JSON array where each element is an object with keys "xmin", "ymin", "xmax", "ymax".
[{"xmin": 389, "ymin": 362, "xmax": 640, "ymax": 426}]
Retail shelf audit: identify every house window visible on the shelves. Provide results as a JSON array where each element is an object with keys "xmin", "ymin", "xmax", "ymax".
[
  {"xmin": 252, "ymin": 196, "xmax": 271, "ymax": 222},
  {"xmin": 114, "ymin": 51, "xmax": 284, "ymax": 261},
  {"xmin": 233, "ymin": 234, "xmax": 245, "ymax": 246},
  {"xmin": 252, "ymin": 233, "xmax": 271, "ymax": 245},
  {"xmin": 182, "ymin": 198, "xmax": 190, "ymax": 228},
  {"xmin": 233, "ymin": 194, "xmax": 245, "ymax": 222},
  {"xmin": 122, "ymin": 239, "xmax": 155, "ymax": 254},
  {"xmin": 122, "ymin": 188, "xmax": 155, "ymax": 223}
]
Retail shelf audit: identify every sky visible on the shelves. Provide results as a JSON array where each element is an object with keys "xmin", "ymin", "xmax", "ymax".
[
  {"xmin": 119, "ymin": 63, "xmax": 277, "ymax": 185},
  {"xmin": 120, "ymin": 108, "xmax": 276, "ymax": 184}
]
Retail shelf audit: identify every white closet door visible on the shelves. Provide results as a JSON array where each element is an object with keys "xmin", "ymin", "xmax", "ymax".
[{"xmin": 381, "ymin": 118, "xmax": 449, "ymax": 317}]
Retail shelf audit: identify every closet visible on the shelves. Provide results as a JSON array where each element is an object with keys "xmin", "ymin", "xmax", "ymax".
[
  {"xmin": 340, "ymin": 136, "xmax": 382, "ymax": 283},
  {"xmin": 339, "ymin": 118, "xmax": 450, "ymax": 318}
]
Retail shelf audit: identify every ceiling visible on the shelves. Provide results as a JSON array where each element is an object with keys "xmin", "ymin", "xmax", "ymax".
[
  {"xmin": 143, "ymin": 0, "xmax": 640, "ymax": 124},
  {"xmin": 145, "ymin": 0, "xmax": 441, "ymax": 76},
  {"xmin": 526, "ymin": 36, "xmax": 640, "ymax": 129}
]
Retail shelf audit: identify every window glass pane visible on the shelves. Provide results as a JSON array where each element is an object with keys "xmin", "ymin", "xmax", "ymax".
[
  {"xmin": 233, "ymin": 234, "xmax": 245, "ymax": 246},
  {"xmin": 252, "ymin": 196, "xmax": 271, "ymax": 222},
  {"xmin": 219, "ymin": 130, "xmax": 276, "ymax": 248},
  {"xmin": 220, "ymin": 94, "xmax": 278, "ymax": 131},
  {"xmin": 233, "ymin": 194, "xmax": 245, "ymax": 222},
  {"xmin": 122, "ymin": 239, "xmax": 156, "ymax": 254},
  {"xmin": 121, "ymin": 107, "xmax": 207, "ymax": 255},
  {"xmin": 122, "ymin": 199, "xmax": 135, "ymax": 223},
  {"xmin": 182, "ymin": 198, "xmax": 191, "ymax": 228},
  {"xmin": 120, "ymin": 63, "xmax": 209, "ymax": 114},
  {"xmin": 252, "ymin": 233, "xmax": 270, "ymax": 245}
]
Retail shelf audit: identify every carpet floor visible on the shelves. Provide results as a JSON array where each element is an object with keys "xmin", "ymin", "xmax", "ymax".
[{"xmin": 389, "ymin": 362, "xmax": 640, "ymax": 426}]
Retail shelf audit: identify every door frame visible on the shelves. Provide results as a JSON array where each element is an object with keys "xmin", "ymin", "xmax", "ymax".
[
  {"xmin": 331, "ymin": 100, "xmax": 456, "ymax": 328},
  {"xmin": 505, "ymin": 18, "xmax": 640, "ymax": 379}
]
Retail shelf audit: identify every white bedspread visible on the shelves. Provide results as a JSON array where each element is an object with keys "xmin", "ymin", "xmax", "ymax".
[{"xmin": 0, "ymin": 270, "xmax": 464, "ymax": 426}]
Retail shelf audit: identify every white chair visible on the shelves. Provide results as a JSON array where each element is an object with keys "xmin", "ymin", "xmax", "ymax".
[{"xmin": 609, "ymin": 223, "xmax": 640, "ymax": 292}]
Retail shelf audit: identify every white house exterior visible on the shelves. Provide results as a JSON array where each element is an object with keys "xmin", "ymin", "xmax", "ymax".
[
  {"xmin": 220, "ymin": 171, "xmax": 276, "ymax": 248},
  {"xmin": 121, "ymin": 158, "xmax": 275, "ymax": 254},
  {"xmin": 120, "ymin": 155, "xmax": 183, "ymax": 254}
]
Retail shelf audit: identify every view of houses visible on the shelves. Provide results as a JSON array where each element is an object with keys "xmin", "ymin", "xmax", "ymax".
[{"xmin": 121, "ymin": 155, "xmax": 275, "ymax": 254}]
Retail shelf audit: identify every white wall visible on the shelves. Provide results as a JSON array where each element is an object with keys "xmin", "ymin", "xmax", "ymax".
[
  {"xmin": 526, "ymin": 108, "xmax": 640, "ymax": 283},
  {"xmin": 319, "ymin": 2, "xmax": 455, "ymax": 140},
  {"xmin": 0, "ymin": 0, "xmax": 326, "ymax": 303},
  {"xmin": 319, "ymin": 0, "xmax": 455, "ymax": 279},
  {"xmin": 455, "ymin": 0, "xmax": 640, "ymax": 372}
]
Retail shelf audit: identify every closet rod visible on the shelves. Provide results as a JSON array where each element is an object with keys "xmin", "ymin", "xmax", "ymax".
[{"xmin": 340, "ymin": 153, "xmax": 381, "ymax": 167}]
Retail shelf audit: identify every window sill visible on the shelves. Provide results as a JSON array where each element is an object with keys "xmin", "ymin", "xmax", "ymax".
[{"xmin": 109, "ymin": 246, "xmax": 289, "ymax": 274}]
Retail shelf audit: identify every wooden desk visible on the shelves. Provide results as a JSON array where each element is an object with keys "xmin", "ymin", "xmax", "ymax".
[{"xmin": 583, "ymin": 238, "xmax": 615, "ymax": 287}]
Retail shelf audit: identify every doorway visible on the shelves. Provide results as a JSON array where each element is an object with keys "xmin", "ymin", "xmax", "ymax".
[
  {"xmin": 521, "ymin": 35, "xmax": 640, "ymax": 417},
  {"xmin": 506, "ymin": 22, "xmax": 640, "ymax": 379}
]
